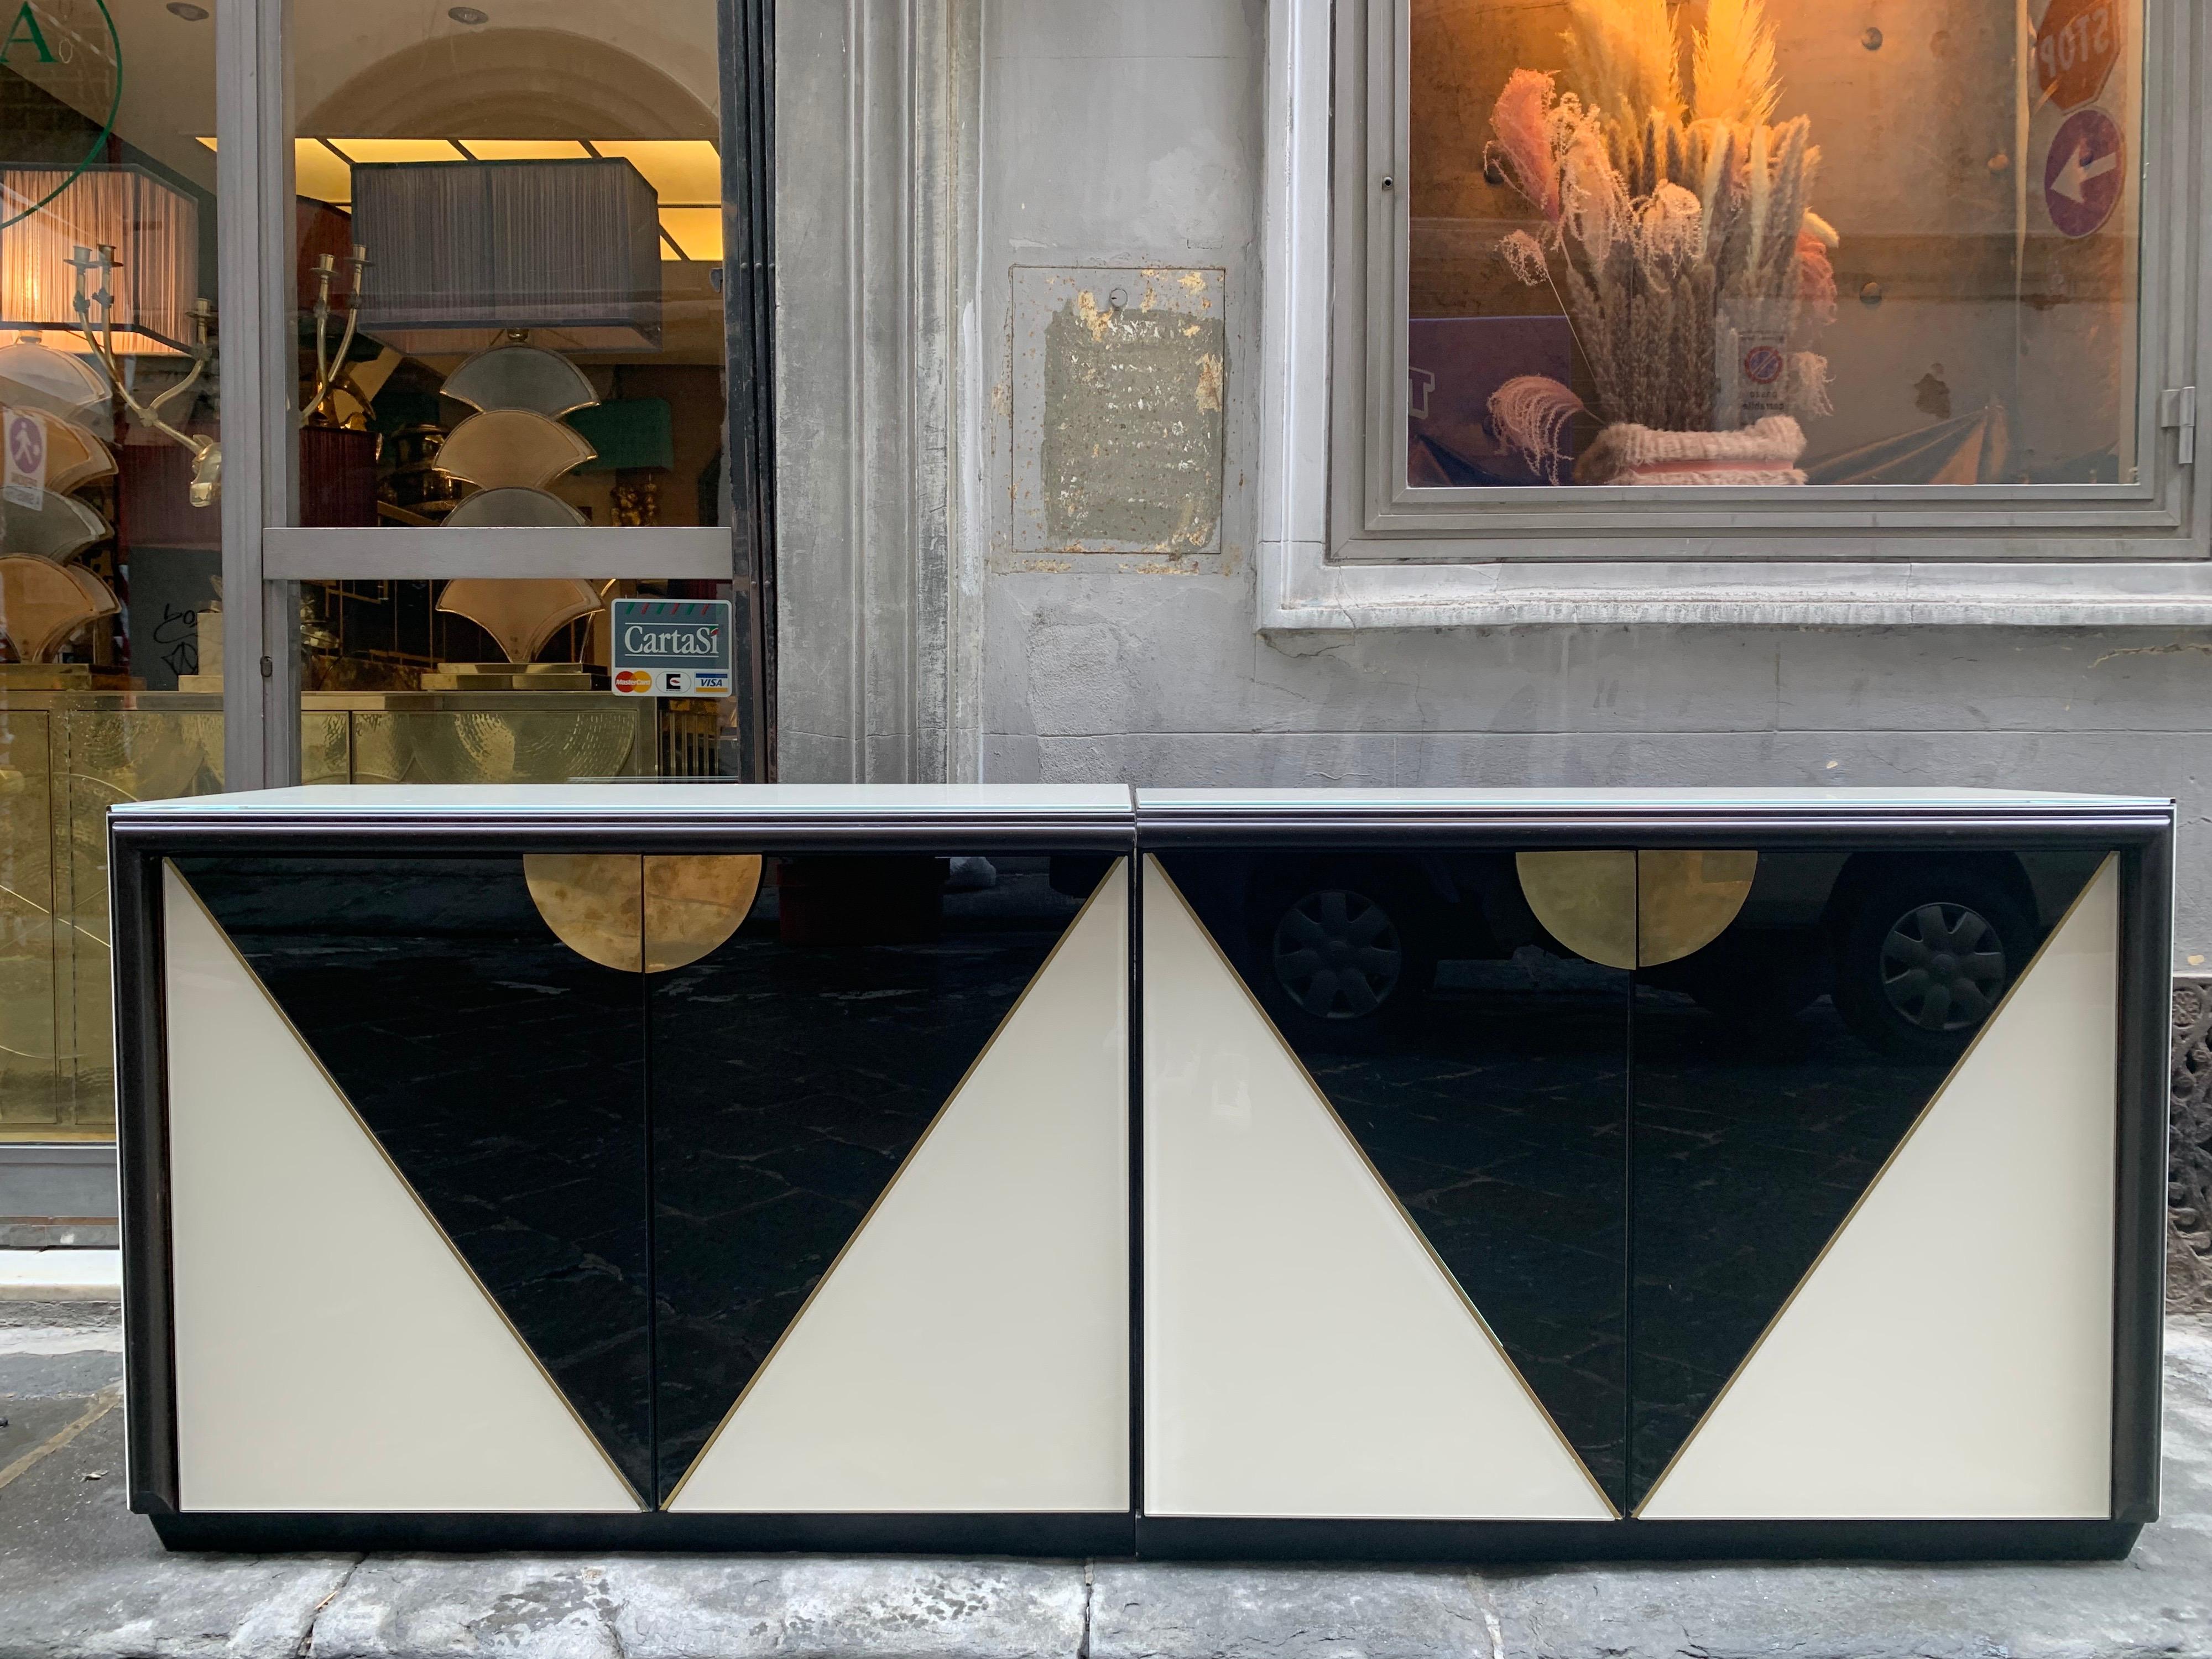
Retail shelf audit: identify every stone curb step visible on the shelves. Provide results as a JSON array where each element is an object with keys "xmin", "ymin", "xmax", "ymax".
[{"xmin": 0, "ymin": 1247, "xmax": 122, "ymax": 1303}]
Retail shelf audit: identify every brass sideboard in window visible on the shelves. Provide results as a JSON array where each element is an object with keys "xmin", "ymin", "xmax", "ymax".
[{"xmin": 0, "ymin": 674, "xmax": 719, "ymax": 1140}]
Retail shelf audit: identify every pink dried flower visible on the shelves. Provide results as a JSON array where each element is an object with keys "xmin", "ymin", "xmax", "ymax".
[
  {"xmin": 1559, "ymin": 122, "xmax": 1623, "ymax": 263},
  {"xmin": 1501, "ymin": 229, "xmax": 1551, "ymax": 285},
  {"xmin": 1489, "ymin": 374, "xmax": 1588, "ymax": 484},
  {"xmin": 1796, "ymin": 232, "xmax": 1837, "ymax": 327},
  {"xmin": 1489, "ymin": 69, "xmax": 1562, "ymax": 222}
]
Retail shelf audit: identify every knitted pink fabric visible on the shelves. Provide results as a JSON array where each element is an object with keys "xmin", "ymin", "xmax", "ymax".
[{"xmin": 1574, "ymin": 415, "xmax": 1807, "ymax": 486}]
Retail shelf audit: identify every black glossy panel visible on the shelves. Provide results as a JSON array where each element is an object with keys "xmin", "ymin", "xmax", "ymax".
[
  {"xmin": 174, "ymin": 857, "xmax": 653, "ymax": 1502},
  {"xmin": 1157, "ymin": 849, "xmax": 1631, "ymax": 1509},
  {"xmin": 650, "ymin": 857, "xmax": 1086, "ymax": 1504},
  {"xmin": 1628, "ymin": 994, "xmax": 1942, "ymax": 1506},
  {"xmin": 1626, "ymin": 847, "xmax": 2105, "ymax": 1507}
]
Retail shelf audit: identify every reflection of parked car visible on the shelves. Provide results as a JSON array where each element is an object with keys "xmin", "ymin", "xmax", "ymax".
[{"xmin": 1073, "ymin": 848, "xmax": 2107, "ymax": 1060}]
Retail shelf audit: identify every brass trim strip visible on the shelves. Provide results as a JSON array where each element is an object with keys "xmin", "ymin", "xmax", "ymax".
[
  {"xmin": 1630, "ymin": 855, "xmax": 2121, "ymax": 1517},
  {"xmin": 661, "ymin": 859, "xmax": 1132, "ymax": 1511},
  {"xmin": 164, "ymin": 862, "xmax": 650, "ymax": 1512},
  {"xmin": 1145, "ymin": 857, "xmax": 1623, "ymax": 1520}
]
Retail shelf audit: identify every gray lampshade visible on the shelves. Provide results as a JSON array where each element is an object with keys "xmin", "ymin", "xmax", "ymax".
[{"xmin": 351, "ymin": 158, "xmax": 661, "ymax": 353}]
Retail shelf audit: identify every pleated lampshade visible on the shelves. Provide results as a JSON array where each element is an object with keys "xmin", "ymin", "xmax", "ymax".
[
  {"xmin": 351, "ymin": 158, "xmax": 662, "ymax": 353},
  {"xmin": 0, "ymin": 165, "xmax": 200, "ymax": 355}
]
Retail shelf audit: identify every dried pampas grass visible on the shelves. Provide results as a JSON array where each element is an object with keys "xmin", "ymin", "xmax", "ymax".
[
  {"xmin": 1485, "ymin": 0, "xmax": 1838, "ymax": 471},
  {"xmin": 1693, "ymin": 0, "xmax": 1779, "ymax": 127},
  {"xmin": 1563, "ymin": 0, "xmax": 1681, "ymax": 150}
]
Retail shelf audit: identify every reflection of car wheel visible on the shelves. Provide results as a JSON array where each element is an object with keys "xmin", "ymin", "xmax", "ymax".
[
  {"xmin": 1835, "ymin": 866, "xmax": 2034, "ymax": 1059},
  {"xmin": 1273, "ymin": 889, "xmax": 1404, "ymax": 1020},
  {"xmin": 1254, "ymin": 867, "xmax": 1433, "ymax": 1047}
]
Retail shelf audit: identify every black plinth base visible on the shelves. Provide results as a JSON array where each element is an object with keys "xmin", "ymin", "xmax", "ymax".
[
  {"xmin": 149, "ymin": 1509, "xmax": 1138, "ymax": 1556},
  {"xmin": 1134, "ymin": 1515, "xmax": 2145, "ymax": 1563},
  {"xmin": 149, "ymin": 1508, "xmax": 2141, "ymax": 1562}
]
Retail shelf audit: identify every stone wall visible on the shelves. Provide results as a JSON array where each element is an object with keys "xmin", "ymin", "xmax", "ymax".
[
  {"xmin": 771, "ymin": 1, "xmax": 2212, "ymax": 963},
  {"xmin": 2173, "ymin": 983, "xmax": 2212, "ymax": 1311},
  {"xmin": 970, "ymin": 3, "xmax": 2212, "ymax": 958}
]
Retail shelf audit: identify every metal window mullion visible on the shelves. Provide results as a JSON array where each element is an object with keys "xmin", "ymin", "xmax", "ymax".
[
  {"xmin": 260, "ymin": 526, "xmax": 739, "ymax": 580},
  {"xmin": 721, "ymin": 0, "xmax": 776, "ymax": 782},
  {"xmin": 216, "ymin": 0, "xmax": 300, "ymax": 791}
]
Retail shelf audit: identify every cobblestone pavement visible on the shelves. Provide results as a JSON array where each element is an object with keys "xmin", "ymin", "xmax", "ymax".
[{"xmin": 1, "ymin": 1301, "xmax": 2207, "ymax": 1659}]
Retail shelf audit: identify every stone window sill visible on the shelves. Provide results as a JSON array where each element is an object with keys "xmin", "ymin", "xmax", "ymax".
[{"xmin": 1258, "ymin": 545, "xmax": 2212, "ymax": 630}]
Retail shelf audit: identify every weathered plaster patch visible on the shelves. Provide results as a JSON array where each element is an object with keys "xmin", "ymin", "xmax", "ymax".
[
  {"xmin": 1039, "ymin": 298, "xmax": 1224, "ymax": 547},
  {"xmin": 1011, "ymin": 267, "xmax": 1228, "ymax": 555}
]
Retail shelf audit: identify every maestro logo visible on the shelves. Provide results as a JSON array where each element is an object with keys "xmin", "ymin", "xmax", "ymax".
[{"xmin": 0, "ymin": 2, "xmax": 124, "ymax": 231}]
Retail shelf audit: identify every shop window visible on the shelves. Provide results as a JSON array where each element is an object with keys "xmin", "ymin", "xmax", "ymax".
[
  {"xmin": 0, "ymin": 0, "xmax": 223, "ymax": 1139},
  {"xmin": 278, "ymin": 3, "xmax": 732, "ymax": 771},
  {"xmin": 1313, "ymin": 0, "xmax": 2204, "ymax": 568}
]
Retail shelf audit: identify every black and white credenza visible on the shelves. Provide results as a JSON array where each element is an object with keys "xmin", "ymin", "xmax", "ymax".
[{"xmin": 111, "ymin": 785, "xmax": 2173, "ymax": 1558}]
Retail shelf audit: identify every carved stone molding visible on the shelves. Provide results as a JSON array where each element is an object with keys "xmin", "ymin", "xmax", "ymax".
[{"xmin": 770, "ymin": 0, "xmax": 973, "ymax": 782}]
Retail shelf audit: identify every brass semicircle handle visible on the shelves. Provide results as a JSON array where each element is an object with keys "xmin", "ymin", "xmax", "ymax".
[
  {"xmin": 524, "ymin": 853, "xmax": 763, "ymax": 974},
  {"xmin": 1515, "ymin": 849, "xmax": 1758, "ymax": 970}
]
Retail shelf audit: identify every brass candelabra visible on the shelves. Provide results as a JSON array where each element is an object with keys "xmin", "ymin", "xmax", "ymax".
[{"xmin": 68, "ymin": 242, "xmax": 222, "ymax": 507}]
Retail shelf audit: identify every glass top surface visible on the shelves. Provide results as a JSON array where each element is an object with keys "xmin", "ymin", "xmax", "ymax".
[
  {"xmin": 114, "ymin": 783, "xmax": 2174, "ymax": 821},
  {"xmin": 1135, "ymin": 787, "xmax": 2169, "ymax": 810},
  {"xmin": 112, "ymin": 784, "xmax": 1138, "ymax": 817}
]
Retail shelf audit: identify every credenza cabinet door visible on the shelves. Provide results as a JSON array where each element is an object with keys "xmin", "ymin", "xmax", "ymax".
[
  {"xmin": 165, "ymin": 855, "xmax": 651, "ymax": 1512},
  {"xmin": 1142, "ymin": 849, "xmax": 1631, "ymax": 1521},
  {"xmin": 649, "ymin": 853, "xmax": 1132, "ymax": 1516},
  {"xmin": 1630, "ymin": 850, "xmax": 2120, "ymax": 1521}
]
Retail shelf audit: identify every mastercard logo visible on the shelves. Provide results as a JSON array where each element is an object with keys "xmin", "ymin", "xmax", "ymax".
[{"xmin": 614, "ymin": 670, "xmax": 653, "ymax": 693}]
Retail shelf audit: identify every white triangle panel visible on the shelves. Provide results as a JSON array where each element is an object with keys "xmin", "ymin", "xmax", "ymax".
[
  {"xmin": 1641, "ymin": 859, "xmax": 2121, "ymax": 1520},
  {"xmin": 163, "ymin": 864, "xmax": 639, "ymax": 1512},
  {"xmin": 1141, "ymin": 858, "xmax": 1611, "ymax": 1521},
  {"xmin": 670, "ymin": 860, "xmax": 1131, "ymax": 1513}
]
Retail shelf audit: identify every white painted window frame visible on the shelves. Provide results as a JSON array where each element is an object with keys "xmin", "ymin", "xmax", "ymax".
[{"xmin": 1257, "ymin": 0, "xmax": 2212, "ymax": 629}]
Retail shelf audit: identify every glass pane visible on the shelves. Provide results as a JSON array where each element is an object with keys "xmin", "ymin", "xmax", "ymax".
[
  {"xmin": 0, "ymin": 0, "xmax": 223, "ymax": 1141},
  {"xmin": 1408, "ymin": 0, "xmax": 2143, "ymax": 488},
  {"xmin": 286, "ymin": 2, "xmax": 731, "ymax": 779}
]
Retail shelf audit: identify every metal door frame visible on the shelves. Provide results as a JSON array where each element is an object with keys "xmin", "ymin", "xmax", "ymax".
[{"xmin": 212, "ymin": 0, "xmax": 774, "ymax": 788}]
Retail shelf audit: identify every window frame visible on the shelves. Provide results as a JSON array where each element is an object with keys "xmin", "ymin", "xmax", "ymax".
[
  {"xmin": 215, "ymin": 0, "xmax": 748, "ymax": 789},
  {"xmin": 1255, "ymin": 0, "xmax": 2212, "ymax": 629}
]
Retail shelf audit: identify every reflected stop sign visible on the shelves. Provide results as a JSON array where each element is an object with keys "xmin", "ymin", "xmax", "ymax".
[{"xmin": 2034, "ymin": 0, "xmax": 2123, "ymax": 112}]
